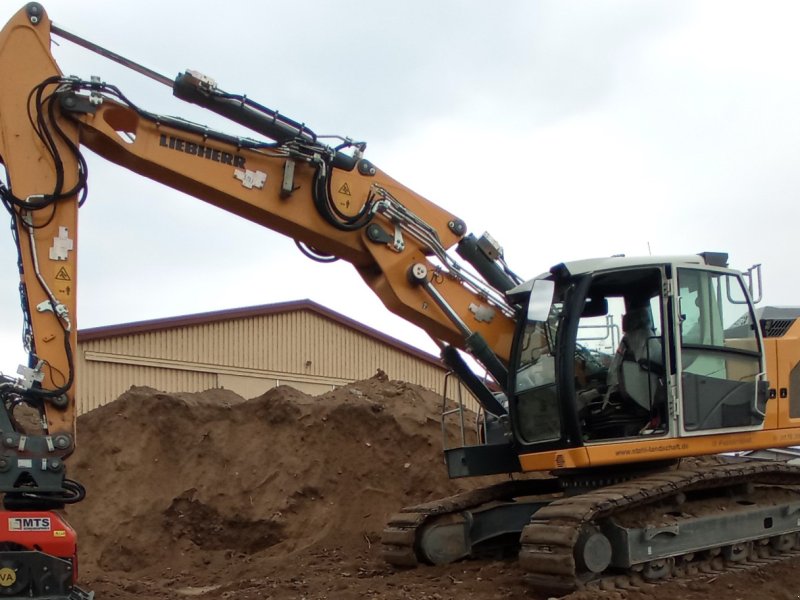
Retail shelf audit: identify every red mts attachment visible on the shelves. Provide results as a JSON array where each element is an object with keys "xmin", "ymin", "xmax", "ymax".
[{"xmin": 0, "ymin": 511, "xmax": 78, "ymax": 580}]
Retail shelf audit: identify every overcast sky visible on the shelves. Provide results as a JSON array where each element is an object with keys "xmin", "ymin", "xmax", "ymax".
[{"xmin": 0, "ymin": 1, "xmax": 798, "ymax": 376}]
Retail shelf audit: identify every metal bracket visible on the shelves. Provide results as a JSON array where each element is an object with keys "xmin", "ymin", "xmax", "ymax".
[
  {"xmin": 35, "ymin": 300, "xmax": 54, "ymax": 315},
  {"xmin": 391, "ymin": 224, "xmax": 405, "ymax": 253},
  {"xmin": 476, "ymin": 232, "xmax": 502, "ymax": 260},
  {"xmin": 365, "ymin": 222, "xmax": 403, "ymax": 252},
  {"xmin": 366, "ymin": 224, "xmax": 392, "ymax": 245},
  {"xmin": 183, "ymin": 69, "xmax": 217, "ymax": 93},
  {"xmin": 36, "ymin": 300, "xmax": 69, "ymax": 323},
  {"xmin": 16, "ymin": 363, "xmax": 45, "ymax": 390},
  {"xmin": 281, "ymin": 159, "xmax": 296, "ymax": 198},
  {"xmin": 59, "ymin": 93, "xmax": 99, "ymax": 115},
  {"xmin": 89, "ymin": 75, "xmax": 104, "ymax": 106}
]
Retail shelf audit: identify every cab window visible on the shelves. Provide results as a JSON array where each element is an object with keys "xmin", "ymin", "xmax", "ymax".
[{"xmin": 678, "ymin": 268, "xmax": 764, "ymax": 431}]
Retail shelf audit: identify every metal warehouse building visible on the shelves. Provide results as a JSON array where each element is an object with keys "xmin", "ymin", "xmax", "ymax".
[{"xmin": 76, "ymin": 299, "xmax": 454, "ymax": 414}]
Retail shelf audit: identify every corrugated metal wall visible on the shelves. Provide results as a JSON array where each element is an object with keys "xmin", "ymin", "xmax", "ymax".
[{"xmin": 76, "ymin": 309, "xmax": 477, "ymax": 414}]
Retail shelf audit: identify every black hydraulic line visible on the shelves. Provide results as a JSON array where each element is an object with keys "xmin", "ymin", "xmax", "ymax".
[
  {"xmin": 0, "ymin": 77, "xmax": 87, "ymax": 399},
  {"xmin": 312, "ymin": 163, "xmax": 374, "ymax": 231},
  {"xmin": 294, "ymin": 240, "xmax": 339, "ymax": 263},
  {"xmin": 441, "ymin": 346, "xmax": 507, "ymax": 416},
  {"xmin": 3, "ymin": 479, "xmax": 85, "ymax": 511}
]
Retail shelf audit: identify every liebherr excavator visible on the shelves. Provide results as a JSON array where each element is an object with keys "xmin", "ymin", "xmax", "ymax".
[{"xmin": 1, "ymin": 4, "xmax": 800, "ymax": 598}]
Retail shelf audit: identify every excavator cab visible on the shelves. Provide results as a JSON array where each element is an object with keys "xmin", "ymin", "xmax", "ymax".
[
  {"xmin": 509, "ymin": 253, "xmax": 767, "ymax": 462},
  {"xmin": 406, "ymin": 253, "xmax": 783, "ymax": 579}
]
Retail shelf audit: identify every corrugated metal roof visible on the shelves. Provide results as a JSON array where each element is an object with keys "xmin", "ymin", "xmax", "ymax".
[{"xmin": 78, "ymin": 299, "xmax": 445, "ymax": 369}]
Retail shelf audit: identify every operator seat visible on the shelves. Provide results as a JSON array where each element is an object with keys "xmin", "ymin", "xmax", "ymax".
[{"xmin": 613, "ymin": 307, "xmax": 663, "ymax": 413}]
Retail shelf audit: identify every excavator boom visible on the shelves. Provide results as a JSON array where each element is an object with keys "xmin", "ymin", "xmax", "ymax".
[
  {"xmin": 0, "ymin": 2, "xmax": 520, "ymax": 482},
  {"xmin": 0, "ymin": 5, "xmax": 524, "ymax": 597}
]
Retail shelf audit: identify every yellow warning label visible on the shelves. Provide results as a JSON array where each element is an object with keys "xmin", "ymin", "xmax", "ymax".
[
  {"xmin": 54, "ymin": 530, "xmax": 66, "ymax": 537},
  {"xmin": 338, "ymin": 183, "xmax": 352, "ymax": 196},
  {"xmin": 0, "ymin": 567, "xmax": 16, "ymax": 587},
  {"xmin": 55, "ymin": 267, "xmax": 71, "ymax": 281}
]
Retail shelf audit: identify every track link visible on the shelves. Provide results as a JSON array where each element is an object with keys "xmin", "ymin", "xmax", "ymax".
[
  {"xmin": 581, "ymin": 547, "xmax": 800, "ymax": 594},
  {"xmin": 519, "ymin": 461, "xmax": 800, "ymax": 594},
  {"xmin": 381, "ymin": 478, "xmax": 560, "ymax": 566}
]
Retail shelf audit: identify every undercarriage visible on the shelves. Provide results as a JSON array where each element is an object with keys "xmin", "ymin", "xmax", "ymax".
[{"xmin": 382, "ymin": 459, "xmax": 800, "ymax": 595}]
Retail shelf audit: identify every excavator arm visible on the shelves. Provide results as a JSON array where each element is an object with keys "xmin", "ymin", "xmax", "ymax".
[{"xmin": 0, "ymin": 5, "xmax": 519, "ymax": 499}]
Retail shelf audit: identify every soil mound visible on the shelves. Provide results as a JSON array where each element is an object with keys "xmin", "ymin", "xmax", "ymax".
[{"xmin": 66, "ymin": 376, "xmax": 481, "ymax": 589}]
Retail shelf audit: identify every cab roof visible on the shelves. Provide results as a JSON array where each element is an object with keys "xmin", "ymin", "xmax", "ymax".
[
  {"xmin": 557, "ymin": 254, "xmax": 706, "ymax": 277},
  {"xmin": 508, "ymin": 252, "xmax": 727, "ymax": 297}
]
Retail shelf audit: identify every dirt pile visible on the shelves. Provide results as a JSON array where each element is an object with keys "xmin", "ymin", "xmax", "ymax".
[
  {"xmin": 62, "ymin": 377, "xmax": 800, "ymax": 600},
  {"xmin": 67, "ymin": 375, "xmax": 503, "ymax": 598}
]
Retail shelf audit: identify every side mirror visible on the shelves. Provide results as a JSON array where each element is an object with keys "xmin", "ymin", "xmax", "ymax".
[{"xmin": 527, "ymin": 279, "xmax": 555, "ymax": 322}]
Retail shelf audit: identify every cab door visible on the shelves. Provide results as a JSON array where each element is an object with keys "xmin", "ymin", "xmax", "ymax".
[{"xmin": 675, "ymin": 268, "xmax": 766, "ymax": 435}]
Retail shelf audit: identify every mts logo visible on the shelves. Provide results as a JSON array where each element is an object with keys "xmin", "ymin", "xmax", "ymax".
[{"xmin": 8, "ymin": 517, "xmax": 51, "ymax": 531}]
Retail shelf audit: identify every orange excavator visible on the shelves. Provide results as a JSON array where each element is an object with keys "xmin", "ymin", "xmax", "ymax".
[{"xmin": 1, "ymin": 4, "xmax": 800, "ymax": 598}]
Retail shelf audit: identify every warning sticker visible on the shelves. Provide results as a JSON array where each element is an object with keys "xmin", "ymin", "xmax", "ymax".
[
  {"xmin": 338, "ymin": 183, "xmax": 352, "ymax": 196},
  {"xmin": 55, "ymin": 267, "xmax": 71, "ymax": 281}
]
